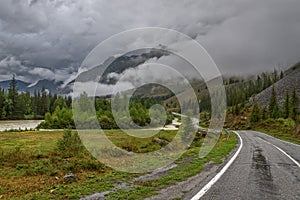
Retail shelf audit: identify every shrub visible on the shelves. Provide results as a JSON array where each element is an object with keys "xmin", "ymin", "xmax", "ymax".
[{"xmin": 57, "ymin": 129, "xmax": 84, "ymax": 156}]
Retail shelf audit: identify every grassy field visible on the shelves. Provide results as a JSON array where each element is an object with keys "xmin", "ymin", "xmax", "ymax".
[{"xmin": 0, "ymin": 129, "xmax": 237, "ymax": 199}]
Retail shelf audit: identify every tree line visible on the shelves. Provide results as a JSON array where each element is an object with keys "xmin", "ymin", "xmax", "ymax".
[
  {"xmin": 40, "ymin": 92, "xmax": 174, "ymax": 129},
  {"xmin": 0, "ymin": 76, "xmax": 72, "ymax": 120}
]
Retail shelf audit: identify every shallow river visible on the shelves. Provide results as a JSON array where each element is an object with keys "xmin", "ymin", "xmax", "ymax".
[{"xmin": 0, "ymin": 120, "xmax": 43, "ymax": 132}]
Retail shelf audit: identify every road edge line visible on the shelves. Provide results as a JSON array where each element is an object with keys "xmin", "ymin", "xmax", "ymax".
[
  {"xmin": 273, "ymin": 145, "xmax": 300, "ymax": 168},
  {"xmin": 258, "ymin": 137, "xmax": 300, "ymax": 168},
  {"xmin": 191, "ymin": 131, "xmax": 243, "ymax": 200}
]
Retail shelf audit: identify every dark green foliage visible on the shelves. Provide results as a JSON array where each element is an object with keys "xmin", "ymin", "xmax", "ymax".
[
  {"xmin": 283, "ymin": 89, "xmax": 290, "ymax": 119},
  {"xmin": 269, "ymin": 86, "xmax": 280, "ymax": 119},
  {"xmin": 40, "ymin": 88, "xmax": 50, "ymax": 116},
  {"xmin": 57, "ymin": 129, "xmax": 84, "ymax": 156},
  {"xmin": 291, "ymin": 88, "xmax": 299, "ymax": 120},
  {"xmin": 38, "ymin": 107, "xmax": 74, "ymax": 129},
  {"xmin": 95, "ymin": 96, "xmax": 173, "ymax": 129},
  {"xmin": 98, "ymin": 115, "xmax": 117, "ymax": 129},
  {"xmin": 224, "ymin": 69, "xmax": 280, "ymax": 116},
  {"xmin": 280, "ymin": 71, "xmax": 284, "ymax": 79},
  {"xmin": 261, "ymin": 106, "xmax": 268, "ymax": 120},
  {"xmin": 251, "ymin": 102, "xmax": 261, "ymax": 123},
  {"xmin": 0, "ymin": 76, "xmax": 72, "ymax": 120}
]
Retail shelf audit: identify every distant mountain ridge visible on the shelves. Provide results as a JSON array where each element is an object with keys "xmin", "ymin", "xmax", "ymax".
[
  {"xmin": 0, "ymin": 79, "xmax": 62, "ymax": 95},
  {"xmin": 0, "ymin": 80, "xmax": 30, "ymax": 92},
  {"xmin": 0, "ymin": 48, "xmax": 170, "ymax": 95}
]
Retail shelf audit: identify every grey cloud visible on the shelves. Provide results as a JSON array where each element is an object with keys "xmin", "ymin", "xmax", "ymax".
[
  {"xmin": 29, "ymin": 0, "xmax": 39, "ymax": 7},
  {"xmin": 197, "ymin": 0, "xmax": 300, "ymax": 75},
  {"xmin": 0, "ymin": 0, "xmax": 300, "ymax": 83},
  {"xmin": 0, "ymin": 56, "xmax": 74, "ymax": 83}
]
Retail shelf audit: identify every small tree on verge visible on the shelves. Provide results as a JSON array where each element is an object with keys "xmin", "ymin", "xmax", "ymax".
[
  {"xmin": 269, "ymin": 85, "xmax": 280, "ymax": 119},
  {"xmin": 261, "ymin": 106, "xmax": 267, "ymax": 120},
  {"xmin": 291, "ymin": 88, "xmax": 299, "ymax": 120},
  {"xmin": 57, "ymin": 129, "xmax": 84, "ymax": 156},
  {"xmin": 251, "ymin": 102, "xmax": 260, "ymax": 123},
  {"xmin": 283, "ymin": 89, "xmax": 290, "ymax": 119}
]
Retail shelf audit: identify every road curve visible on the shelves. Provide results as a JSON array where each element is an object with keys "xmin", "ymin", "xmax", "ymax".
[{"xmin": 185, "ymin": 131, "xmax": 300, "ymax": 200}]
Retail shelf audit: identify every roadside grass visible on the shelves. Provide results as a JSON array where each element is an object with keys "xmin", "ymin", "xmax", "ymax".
[
  {"xmin": 252, "ymin": 118, "xmax": 300, "ymax": 145},
  {"xmin": 0, "ymin": 130, "xmax": 237, "ymax": 199},
  {"xmin": 106, "ymin": 133, "xmax": 237, "ymax": 200},
  {"xmin": 104, "ymin": 129, "xmax": 177, "ymax": 153}
]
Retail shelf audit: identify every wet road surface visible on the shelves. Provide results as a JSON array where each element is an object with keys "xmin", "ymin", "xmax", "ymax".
[{"xmin": 185, "ymin": 131, "xmax": 300, "ymax": 200}]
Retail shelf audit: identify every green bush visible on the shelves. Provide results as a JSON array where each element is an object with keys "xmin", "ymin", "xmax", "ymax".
[
  {"xmin": 57, "ymin": 129, "xmax": 84, "ymax": 156},
  {"xmin": 38, "ymin": 107, "xmax": 75, "ymax": 129}
]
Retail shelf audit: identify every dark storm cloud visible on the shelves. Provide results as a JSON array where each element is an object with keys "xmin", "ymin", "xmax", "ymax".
[{"xmin": 0, "ymin": 0, "xmax": 299, "ymax": 82}]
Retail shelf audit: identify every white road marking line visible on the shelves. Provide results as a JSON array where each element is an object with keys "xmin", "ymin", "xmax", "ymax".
[
  {"xmin": 191, "ymin": 131, "xmax": 243, "ymax": 200},
  {"xmin": 258, "ymin": 137, "xmax": 300, "ymax": 168},
  {"xmin": 255, "ymin": 131, "xmax": 300, "ymax": 147}
]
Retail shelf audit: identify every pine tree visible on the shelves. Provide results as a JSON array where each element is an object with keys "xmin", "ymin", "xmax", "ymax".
[
  {"xmin": 291, "ymin": 88, "xmax": 299, "ymax": 120},
  {"xmin": 280, "ymin": 71, "xmax": 284, "ymax": 79},
  {"xmin": 234, "ymin": 103, "xmax": 240, "ymax": 115},
  {"xmin": 269, "ymin": 85, "xmax": 280, "ymax": 119},
  {"xmin": 8, "ymin": 75, "xmax": 19, "ymax": 119},
  {"xmin": 2, "ymin": 94, "xmax": 13, "ymax": 119},
  {"xmin": 283, "ymin": 89, "xmax": 290, "ymax": 119},
  {"xmin": 40, "ymin": 88, "xmax": 49, "ymax": 116},
  {"xmin": 24, "ymin": 91, "xmax": 32, "ymax": 115},
  {"xmin": 256, "ymin": 75, "xmax": 262, "ymax": 92},
  {"xmin": 273, "ymin": 69, "xmax": 278, "ymax": 83},
  {"xmin": 251, "ymin": 102, "xmax": 260, "ymax": 123}
]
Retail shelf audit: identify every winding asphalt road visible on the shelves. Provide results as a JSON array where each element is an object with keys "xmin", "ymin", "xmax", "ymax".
[{"xmin": 185, "ymin": 131, "xmax": 300, "ymax": 200}]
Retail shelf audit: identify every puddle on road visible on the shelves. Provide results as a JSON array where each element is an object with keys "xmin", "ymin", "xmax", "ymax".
[{"xmin": 251, "ymin": 146, "xmax": 279, "ymax": 199}]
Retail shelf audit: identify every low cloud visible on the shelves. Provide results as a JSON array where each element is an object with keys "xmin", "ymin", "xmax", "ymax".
[
  {"xmin": 0, "ymin": 0, "xmax": 300, "ymax": 83},
  {"xmin": 0, "ymin": 56, "xmax": 75, "ymax": 83}
]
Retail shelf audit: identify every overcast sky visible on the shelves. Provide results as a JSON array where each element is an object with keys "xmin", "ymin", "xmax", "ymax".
[{"xmin": 0, "ymin": 0, "xmax": 300, "ymax": 83}]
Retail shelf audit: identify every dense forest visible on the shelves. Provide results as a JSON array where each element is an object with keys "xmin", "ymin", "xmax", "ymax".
[
  {"xmin": 198, "ymin": 69, "xmax": 286, "ymax": 114},
  {"xmin": 0, "ymin": 75, "xmax": 72, "ymax": 120},
  {"xmin": 164, "ymin": 69, "xmax": 288, "ymax": 115},
  {"xmin": 0, "ymin": 76, "xmax": 173, "ymax": 129}
]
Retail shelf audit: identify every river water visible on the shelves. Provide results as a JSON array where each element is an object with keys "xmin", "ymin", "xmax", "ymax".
[{"xmin": 0, "ymin": 120, "xmax": 43, "ymax": 132}]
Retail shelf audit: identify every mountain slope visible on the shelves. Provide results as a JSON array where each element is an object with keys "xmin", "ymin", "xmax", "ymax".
[
  {"xmin": 63, "ymin": 48, "xmax": 170, "ymax": 95},
  {"xmin": 249, "ymin": 64, "xmax": 300, "ymax": 108}
]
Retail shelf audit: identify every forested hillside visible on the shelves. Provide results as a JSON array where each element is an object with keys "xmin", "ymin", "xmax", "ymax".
[{"xmin": 249, "ymin": 62, "xmax": 300, "ymax": 109}]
